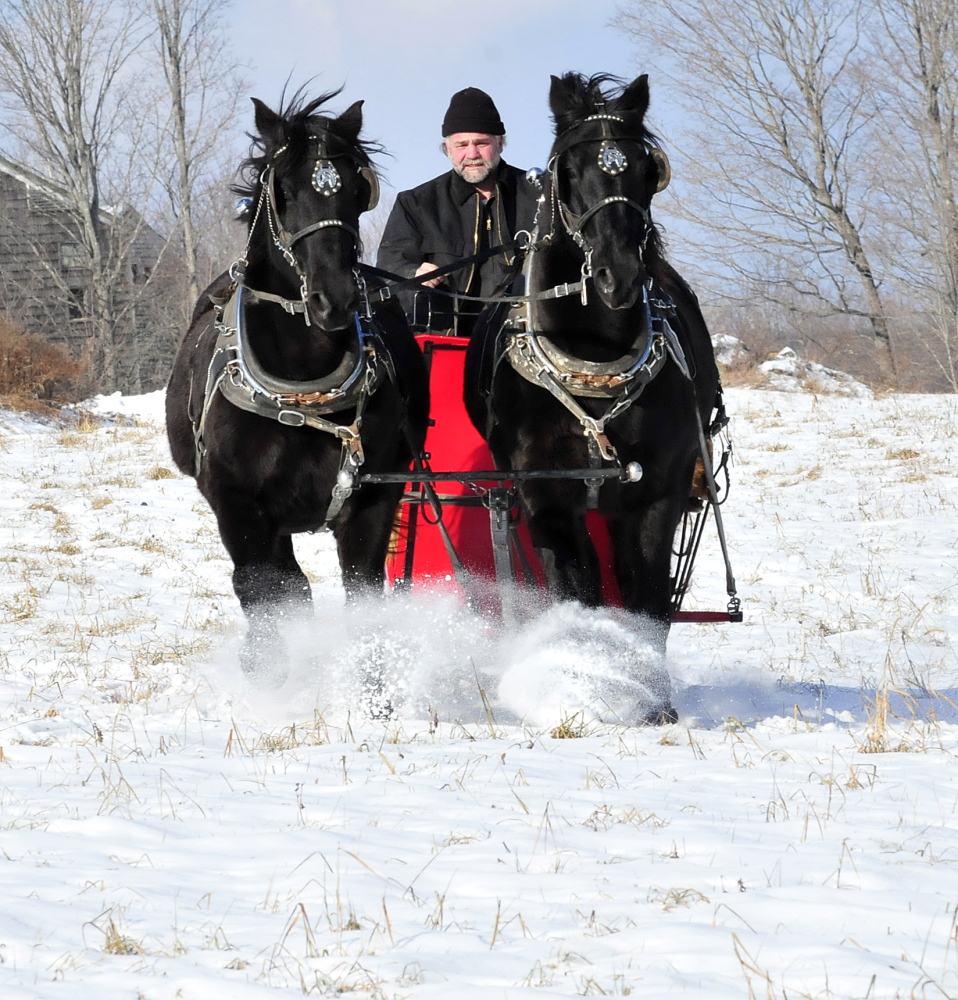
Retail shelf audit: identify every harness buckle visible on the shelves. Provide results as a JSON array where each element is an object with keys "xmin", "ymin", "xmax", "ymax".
[
  {"xmin": 277, "ymin": 409, "xmax": 306, "ymax": 427},
  {"xmin": 579, "ymin": 416, "xmax": 616, "ymax": 463},
  {"xmin": 580, "ymin": 251, "xmax": 593, "ymax": 307},
  {"xmin": 594, "ymin": 431, "xmax": 616, "ymax": 462},
  {"xmin": 299, "ymin": 274, "xmax": 311, "ymax": 325}
]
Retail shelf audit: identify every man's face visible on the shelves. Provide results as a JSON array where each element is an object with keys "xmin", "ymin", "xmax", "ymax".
[{"xmin": 444, "ymin": 132, "xmax": 503, "ymax": 185}]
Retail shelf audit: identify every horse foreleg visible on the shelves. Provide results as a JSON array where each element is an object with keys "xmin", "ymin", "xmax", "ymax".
[
  {"xmin": 611, "ymin": 496, "xmax": 684, "ymax": 652},
  {"xmin": 217, "ymin": 508, "xmax": 311, "ymax": 680},
  {"xmin": 608, "ymin": 496, "xmax": 686, "ymax": 726},
  {"xmin": 526, "ymin": 508, "xmax": 601, "ymax": 607},
  {"xmin": 333, "ymin": 487, "xmax": 400, "ymax": 598}
]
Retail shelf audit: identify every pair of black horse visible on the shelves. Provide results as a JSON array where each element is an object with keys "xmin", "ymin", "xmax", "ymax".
[{"xmin": 165, "ymin": 73, "xmax": 720, "ymax": 704}]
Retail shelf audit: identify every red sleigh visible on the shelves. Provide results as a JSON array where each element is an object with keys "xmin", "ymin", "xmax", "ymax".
[{"xmin": 367, "ymin": 334, "xmax": 741, "ymax": 623}]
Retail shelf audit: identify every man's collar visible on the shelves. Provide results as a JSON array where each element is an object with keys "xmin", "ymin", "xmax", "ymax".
[{"xmin": 450, "ymin": 160, "xmax": 507, "ymax": 204}]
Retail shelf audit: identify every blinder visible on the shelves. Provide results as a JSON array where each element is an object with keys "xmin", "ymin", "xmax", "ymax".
[
  {"xmin": 360, "ymin": 165, "xmax": 380, "ymax": 213},
  {"xmin": 651, "ymin": 147, "xmax": 671, "ymax": 193}
]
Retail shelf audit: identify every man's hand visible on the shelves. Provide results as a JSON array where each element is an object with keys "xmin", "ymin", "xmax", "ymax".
[{"xmin": 415, "ymin": 262, "xmax": 444, "ymax": 289}]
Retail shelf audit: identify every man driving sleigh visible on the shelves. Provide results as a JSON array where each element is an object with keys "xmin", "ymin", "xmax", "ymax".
[{"xmin": 376, "ymin": 87, "xmax": 538, "ymax": 338}]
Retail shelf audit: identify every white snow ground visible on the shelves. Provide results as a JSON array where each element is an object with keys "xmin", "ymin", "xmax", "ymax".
[{"xmin": 0, "ymin": 386, "xmax": 957, "ymax": 998}]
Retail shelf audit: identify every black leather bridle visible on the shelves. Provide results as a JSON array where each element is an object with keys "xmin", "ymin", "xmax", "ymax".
[
  {"xmin": 231, "ymin": 128, "xmax": 379, "ymax": 324},
  {"xmin": 544, "ymin": 112, "xmax": 668, "ymax": 259}
]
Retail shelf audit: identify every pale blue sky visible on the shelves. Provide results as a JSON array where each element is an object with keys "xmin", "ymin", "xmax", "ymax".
[{"xmin": 228, "ymin": 0, "xmax": 665, "ymax": 197}]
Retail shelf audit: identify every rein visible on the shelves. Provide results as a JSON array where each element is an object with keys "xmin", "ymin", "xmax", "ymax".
[
  {"xmin": 358, "ymin": 239, "xmax": 523, "ymax": 304},
  {"xmin": 359, "ymin": 249, "xmax": 588, "ymax": 307}
]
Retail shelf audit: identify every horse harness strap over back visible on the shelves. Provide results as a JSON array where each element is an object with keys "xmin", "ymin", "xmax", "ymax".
[
  {"xmin": 192, "ymin": 284, "xmax": 386, "ymax": 528},
  {"xmin": 502, "ymin": 287, "xmax": 692, "ymax": 509}
]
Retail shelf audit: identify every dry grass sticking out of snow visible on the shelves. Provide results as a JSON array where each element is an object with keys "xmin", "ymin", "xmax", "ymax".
[
  {"xmin": 672, "ymin": 389, "xmax": 958, "ymax": 717},
  {"xmin": 0, "ymin": 388, "xmax": 956, "ymax": 999}
]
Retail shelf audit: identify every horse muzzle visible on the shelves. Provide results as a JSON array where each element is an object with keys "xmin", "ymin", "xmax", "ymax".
[
  {"xmin": 307, "ymin": 288, "xmax": 358, "ymax": 331},
  {"xmin": 593, "ymin": 265, "xmax": 643, "ymax": 311}
]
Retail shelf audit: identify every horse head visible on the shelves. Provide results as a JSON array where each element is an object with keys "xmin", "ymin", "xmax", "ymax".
[
  {"xmin": 546, "ymin": 73, "xmax": 670, "ymax": 311},
  {"xmin": 243, "ymin": 93, "xmax": 381, "ymax": 331}
]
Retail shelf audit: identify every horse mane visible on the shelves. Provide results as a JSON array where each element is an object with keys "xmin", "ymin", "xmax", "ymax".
[
  {"xmin": 233, "ymin": 87, "xmax": 384, "ymax": 202},
  {"xmin": 550, "ymin": 73, "xmax": 659, "ymax": 147},
  {"xmin": 550, "ymin": 72, "xmax": 668, "ymax": 272}
]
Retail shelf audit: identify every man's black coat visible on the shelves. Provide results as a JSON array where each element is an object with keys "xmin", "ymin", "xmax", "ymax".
[{"xmin": 376, "ymin": 160, "xmax": 539, "ymax": 333}]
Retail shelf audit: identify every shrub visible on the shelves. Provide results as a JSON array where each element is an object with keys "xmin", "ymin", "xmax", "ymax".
[{"xmin": 0, "ymin": 316, "xmax": 88, "ymax": 407}]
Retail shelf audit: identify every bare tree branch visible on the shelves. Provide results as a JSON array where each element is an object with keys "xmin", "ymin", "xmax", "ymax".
[
  {"xmin": 141, "ymin": 0, "xmax": 247, "ymax": 304},
  {"xmin": 617, "ymin": 0, "xmax": 898, "ymax": 381}
]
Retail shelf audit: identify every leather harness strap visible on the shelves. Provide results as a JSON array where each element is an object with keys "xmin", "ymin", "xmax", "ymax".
[
  {"xmin": 191, "ymin": 284, "xmax": 386, "ymax": 528},
  {"xmin": 501, "ymin": 286, "xmax": 688, "ymax": 509}
]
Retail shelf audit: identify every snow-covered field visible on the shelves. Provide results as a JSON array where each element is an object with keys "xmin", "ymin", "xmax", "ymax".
[{"xmin": 1, "ymin": 384, "xmax": 957, "ymax": 999}]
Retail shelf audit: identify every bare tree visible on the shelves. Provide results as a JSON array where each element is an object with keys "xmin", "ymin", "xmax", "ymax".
[
  {"xmin": 142, "ymin": 0, "xmax": 246, "ymax": 306},
  {"xmin": 0, "ymin": 0, "xmax": 162, "ymax": 388},
  {"xmin": 361, "ymin": 194, "xmax": 395, "ymax": 265},
  {"xmin": 870, "ymin": 0, "xmax": 958, "ymax": 388},
  {"xmin": 616, "ymin": 0, "xmax": 898, "ymax": 381}
]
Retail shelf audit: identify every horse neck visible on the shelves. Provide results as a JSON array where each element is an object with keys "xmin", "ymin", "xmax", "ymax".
[{"xmin": 529, "ymin": 236, "xmax": 648, "ymax": 361}]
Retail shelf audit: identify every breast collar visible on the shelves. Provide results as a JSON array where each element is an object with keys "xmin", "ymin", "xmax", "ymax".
[{"xmin": 189, "ymin": 284, "xmax": 386, "ymax": 527}]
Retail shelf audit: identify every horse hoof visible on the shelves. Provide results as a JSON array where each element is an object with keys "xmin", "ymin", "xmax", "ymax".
[
  {"xmin": 641, "ymin": 704, "xmax": 678, "ymax": 726},
  {"xmin": 239, "ymin": 646, "xmax": 288, "ymax": 687}
]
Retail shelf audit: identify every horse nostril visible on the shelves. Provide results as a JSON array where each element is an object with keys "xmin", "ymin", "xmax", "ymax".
[
  {"xmin": 309, "ymin": 291, "xmax": 333, "ymax": 320},
  {"xmin": 594, "ymin": 267, "xmax": 615, "ymax": 295}
]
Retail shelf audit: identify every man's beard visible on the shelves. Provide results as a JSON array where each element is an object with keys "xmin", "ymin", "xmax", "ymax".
[{"xmin": 453, "ymin": 158, "xmax": 498, "ymax": 185}]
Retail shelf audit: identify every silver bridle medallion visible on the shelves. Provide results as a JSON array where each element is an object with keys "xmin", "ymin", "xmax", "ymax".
[
  {"xmin": 312, "ymin": 159, "xmax": 342, "ymax": 196},
  {"xmin": 598, "ymin": 141, "xmax": 627, "ymax": 176}
]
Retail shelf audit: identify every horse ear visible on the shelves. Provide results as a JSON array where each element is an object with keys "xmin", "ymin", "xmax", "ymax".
[
  {"xmin": 619, "ymin": 74, "xmax": 650, "ymax": 116},
  {"xmin": 548, "ymin": 74, "xmax": 578, "ymax": 119},
  {"xmin": 251, "ymin": 98, "xmax": 284, "ymax": 147},
  {"xmin": 337, "ymin": 100, "xmax": 364, "ymax": 142}
]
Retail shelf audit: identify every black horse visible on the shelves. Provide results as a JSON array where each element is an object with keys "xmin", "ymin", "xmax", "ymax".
[
  {"xmin": 466, "ymin": 73, "xmax": 720, "ymax": 659},
  {"xmin": 166, "ymin": 93, "xmax": 428, "ymax": 679}
]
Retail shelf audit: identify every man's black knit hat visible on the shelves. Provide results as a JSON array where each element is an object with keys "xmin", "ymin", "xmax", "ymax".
[{"xmin": 442, "ymin": 88, "xmax": 505, "ymax": 137}]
